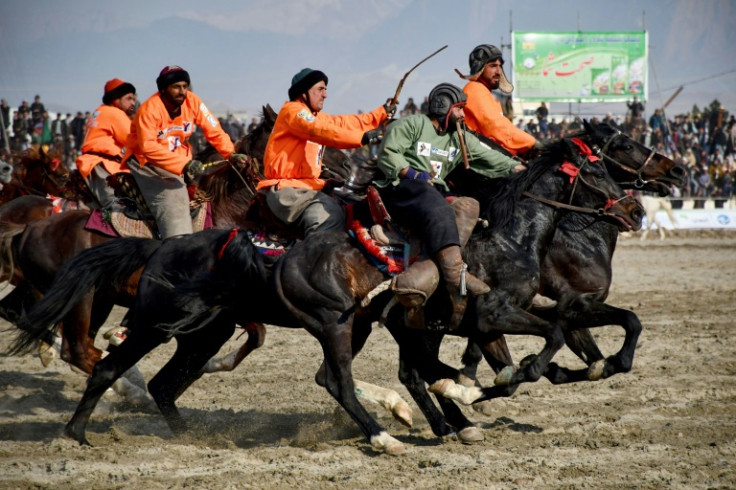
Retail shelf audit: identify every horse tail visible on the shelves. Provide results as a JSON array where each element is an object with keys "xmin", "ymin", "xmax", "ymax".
[{"xmin": 8, "ymin": 238, "xmax": 163, "ymax": 356}]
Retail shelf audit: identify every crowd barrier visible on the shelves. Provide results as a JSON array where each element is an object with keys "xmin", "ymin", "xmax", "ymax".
[{"xmin": 643, "ymin": 198, "xmax": 736, "ymax": 230}]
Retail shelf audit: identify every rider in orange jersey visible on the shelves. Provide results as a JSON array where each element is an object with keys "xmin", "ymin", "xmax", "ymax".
[
  {"xmin": 123, "ymin": 65, "xmax": 246, "ymax": 239},
  {"xmin": 75, "ymin": 78, "xmax": 136, "ymax": 209},
  {"xmin": 257, "ymin": 68, "xmax": 395, "ymax": 236},
  {"xmin": 459, "ymin": 44, "xmax": 541, "ymax": 157}
]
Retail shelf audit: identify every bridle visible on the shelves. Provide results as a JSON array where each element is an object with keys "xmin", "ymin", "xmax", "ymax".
[
  {"xmin": 594, "ymin": 129, "xmax": 658, "ymax": 189},
  {"xmin": 523, "ymin": 138, "xmax": 636, "ymax": 220}
]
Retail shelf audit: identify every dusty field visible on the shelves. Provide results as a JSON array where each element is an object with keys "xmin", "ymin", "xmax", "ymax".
[{"xmin": 1, "ymin": 231, "xmax": 735, "ymax": 489}]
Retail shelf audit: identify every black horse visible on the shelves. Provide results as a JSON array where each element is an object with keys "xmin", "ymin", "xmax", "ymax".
[
  {"xmin": 10, "ymin": 135, "xmax": 641, "ymax": 453},
  {"xmin": 449, "ymin": 122, "xmax": 685, "ymax": 396}
]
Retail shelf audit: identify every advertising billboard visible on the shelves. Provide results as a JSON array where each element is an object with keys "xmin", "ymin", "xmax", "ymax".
[{"xmin": 512, "ymin": 31, "xmax": 648, "ymax": 103}]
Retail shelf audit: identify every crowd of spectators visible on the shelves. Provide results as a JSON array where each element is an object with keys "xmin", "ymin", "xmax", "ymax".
[
  {"xmin": 2, "ymin": 92, "xmax": 734, "ymax": 207},
  {"xmin": 516, "ymin": 100, "xmax": 735, "ymax": 207}
]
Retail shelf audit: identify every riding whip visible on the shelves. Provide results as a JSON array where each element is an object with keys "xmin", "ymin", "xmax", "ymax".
[{"xmin": 390, "ymin": 44, "xmax": 448, "ymax": 106}]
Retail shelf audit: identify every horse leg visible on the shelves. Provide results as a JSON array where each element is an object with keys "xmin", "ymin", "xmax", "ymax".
[
  {"xmin": 65, "ymin": 325, "xmax": 165, "ymax": 446},
  {"xmin": 201, "ymin": 322, "xmax": 266, "ymax": 373},
  {"xmin": 542, "ymin": 328, "xmax": 606, "ymax": 384},
  {"xmin": 147, "ymin": 317, "xmax": 236, "ymax": 436},
  {"xmin": 315, "ymin": 314, "xmax": 413, "ymax": 428},
  {"xmin": 543, "ymin": 300, "xmax": 642, "ymax": 383},
  {"xmin": 458, "ymin": 336, "xmax": 516, "ymax": 415},
  {"xmin": 60, "ymin": 293, "xmax": 103, "ymax": 374},
  {"xmin": 479, "ymin": 304, "xmax": 566, "ymax": 387},
  {"xmin": 315, "ymin": 317, "xmax": 404, "ymax": 455}
]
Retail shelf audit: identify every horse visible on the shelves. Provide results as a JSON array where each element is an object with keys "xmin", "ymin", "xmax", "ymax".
[
  {"xmin": 0, "ymin": 147, "xmax": 78, "ymax": 205},
  {"xmin": 639, "ymin": 193, "xmax": 678, "ymax": 240},
  {"xmin": 10, "ymin": 135, "xmax": 641, "ymax": 454}
]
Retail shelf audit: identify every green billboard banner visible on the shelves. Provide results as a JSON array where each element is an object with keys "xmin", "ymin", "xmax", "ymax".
[{"xmin": 512, "ymin": 31, "xmax": 648, "ymax": 103}]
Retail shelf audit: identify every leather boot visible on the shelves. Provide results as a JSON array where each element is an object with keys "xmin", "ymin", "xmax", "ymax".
[
  {"xmin": 451, "ymin": 197, "xmax": 480, "ymax": 248},
  {"xmin": 391, "ymin": 257, "xmax": 440, "ymax": 329},
  {"xmin": 435, "ymin": 245, "xmax": 489, "ymax": 330}
]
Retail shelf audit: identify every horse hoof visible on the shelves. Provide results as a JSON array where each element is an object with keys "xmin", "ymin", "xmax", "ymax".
[
  {"xmin": 588, "ymin": 359, "xmax": 606, "ymax": 381},
  {"xmin": 38, "ymin": 342, "xmax": 56, "ymax": 367},
  {"xmin": 457, "ymin": 426, "xmax": 484, "ymax": 444},
  {"xmin": 428, "ymin": 379, "xmax": 482, "ymax": 405},
  {"xmin": 371, "ymin": 431, "xmax": 405, "ymax": 456},
  {"xmin": 472, "ymin": 400, "xmax": 494, "ymax": 417},
  {"xmin": 392, "ymin": 401, "xmax": 413, "ymax": 428},
  {"xmin": 494, "ymin": 365, "xmax": 516, "ymax": 386}
]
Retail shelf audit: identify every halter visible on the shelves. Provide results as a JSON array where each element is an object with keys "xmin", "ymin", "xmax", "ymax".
[
  {"xmin": 523, "ymin": 138, "xmax": 636, "ymax": 220},
  {"xmin": 594, "ymin": 129, "xmax": 657, "ymax": 189}
]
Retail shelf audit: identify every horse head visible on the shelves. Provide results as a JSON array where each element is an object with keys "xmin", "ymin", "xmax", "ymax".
[
  {"xmin": 14, "ymin": 147, "xmax": 74, "ymax": 198},
  {"xmin": 582, "ymin": 120, "xmax": 686, "ymax": 196},
  {"xmin": 524, "ymin": 137, "xmax": 644, "ymax": 232}
]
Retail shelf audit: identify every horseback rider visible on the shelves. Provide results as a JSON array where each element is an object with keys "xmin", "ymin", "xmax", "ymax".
[
  {"xmin": 123, "ymin": 65, "xmax": 247, "ymax": 239},
  {"xmin": 373, "ymin": 83, "xmax": 525, "ymax": 330},
  {"xmin": 458, "ymin": 44, "xmax": 556, "ymax": 309},
  {"xmin": 256, "ymin": 68, "xmax": 395, "ymax": 237},
  {"xmin": 75, "ymin": 78, "xmax": 137, "ymax": 210},
  {"xmin": 458, "ymin": 44, "xmax": 542, "ymax": 157}
]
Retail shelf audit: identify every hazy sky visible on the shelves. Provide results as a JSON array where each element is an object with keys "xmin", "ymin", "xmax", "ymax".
[{"xmin": 2, "ymin": 0, "xmax": 735, "ymax": 120}]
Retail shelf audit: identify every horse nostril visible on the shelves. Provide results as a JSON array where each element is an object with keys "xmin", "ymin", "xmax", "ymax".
[
  {"xmin": 670, "ymin": 165, "xmax": 686, "ymax": 178},
  {"xmin": 632, "ymin": 208, "xmax": 643, "ymax": 222}
]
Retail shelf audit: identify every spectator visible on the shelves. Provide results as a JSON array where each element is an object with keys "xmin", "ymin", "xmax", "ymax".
[
  {"xmin": 627, "ymin": 96, "xmax": 644, "ymax": 119},
  {"xmin": 419, "ymin": 96, "xmax": 429, "ymax": 114},
  {"xmin": 247, "ymin": 117, "xmax": 259, "ymax": 134},
  {"xmin": 402, "ymin": 97, "xmax": 418, "ymax": 115},
  {"xmin": 0, "ymin": 99, "xmax": 10, "ymax": 150},
  {"xmin": 535, "ymin": 101, "xmax": 549, "ymax": 134},
  {"xmin": 30, "ymin": 95, "xmax": 45, "ymax": 126},
  {"xmin": 70, "ymin": 111, "xmax": 86, "ymax": 151}
]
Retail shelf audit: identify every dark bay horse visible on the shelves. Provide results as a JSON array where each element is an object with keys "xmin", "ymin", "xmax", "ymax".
[{"xmin": 11, "ymin": 136, "xmax": 640, "ymax": 453}]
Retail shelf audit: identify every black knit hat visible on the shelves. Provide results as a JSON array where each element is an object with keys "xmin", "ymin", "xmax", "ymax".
[
  {"xmin": 288, "ymin": 68, "xmax": 328, "ymax": 101},
  {"xmin": 156, "ymin": 65, "xmax": 191, "ymax": 92},
  {"xmin": 102, "ymin": 78, "xmax": 136, "ymax": 105}
]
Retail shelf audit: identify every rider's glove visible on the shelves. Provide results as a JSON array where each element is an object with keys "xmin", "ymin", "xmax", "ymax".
[
  {"xmin": 229, "ymin": 153, "xmax": 248, "ymax": 166},
  {"xmin": 404, "ymin": 167, "xmax": 432, "ymax": 182},
  {"xmin": 183, "ymin": 159, "xmax": 204, "ymax": 185},
  {"xmin": 383, "ymin": 99, "xmax": 398, "ymax": 119},
  {"xmin": 361, "ymin": 129, "xmax": 382, "ymax": 146}
]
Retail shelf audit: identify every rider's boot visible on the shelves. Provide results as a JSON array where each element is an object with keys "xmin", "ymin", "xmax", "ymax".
[
  {"xmin": 435, "ymin": 245, "xmax": 489, "ymax": 330},
  {"xmin": 391, "ymin": 257, "xmax": 440, "ymax": 328}
]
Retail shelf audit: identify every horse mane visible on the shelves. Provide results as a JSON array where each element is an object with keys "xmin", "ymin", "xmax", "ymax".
[{"xmin": 471, "ymin": 138, "xmax": 574, "ymax": 232}]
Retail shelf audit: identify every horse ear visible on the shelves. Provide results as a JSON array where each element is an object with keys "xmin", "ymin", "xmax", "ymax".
[
  {"xmin": 264, "ymin": 104, "xmax": 278, "ymax": 128},
  {"xmin": 583, "ymin": 119, "xmax": 592, "ymax": 132}
]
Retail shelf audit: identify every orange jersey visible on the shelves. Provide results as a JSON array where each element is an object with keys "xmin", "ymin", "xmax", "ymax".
[
  {"xmin": 463, "ymin": 80, "xmax": 536, "ymax": 156},
  {"xmin": 257, "ymin": 101, "xmax": 387, "ymax": 190},
  {"xmin": 75, "ymin": 104, "xmax": 131, "ymax": 178},
  {"xmin": 123, "ymin": 91, "xmax": 233, "ymax": 176}
]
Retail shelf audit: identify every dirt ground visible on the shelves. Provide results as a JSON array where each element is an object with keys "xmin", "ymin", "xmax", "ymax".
[{"xmin": 1, "ymin": 230, "xmax": 735, "ymax": 489}]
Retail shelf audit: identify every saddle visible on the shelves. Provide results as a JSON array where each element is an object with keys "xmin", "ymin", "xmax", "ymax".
[{"xmin": 84, "ymin": 173, "xmax": 210, "ymax": 239}]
